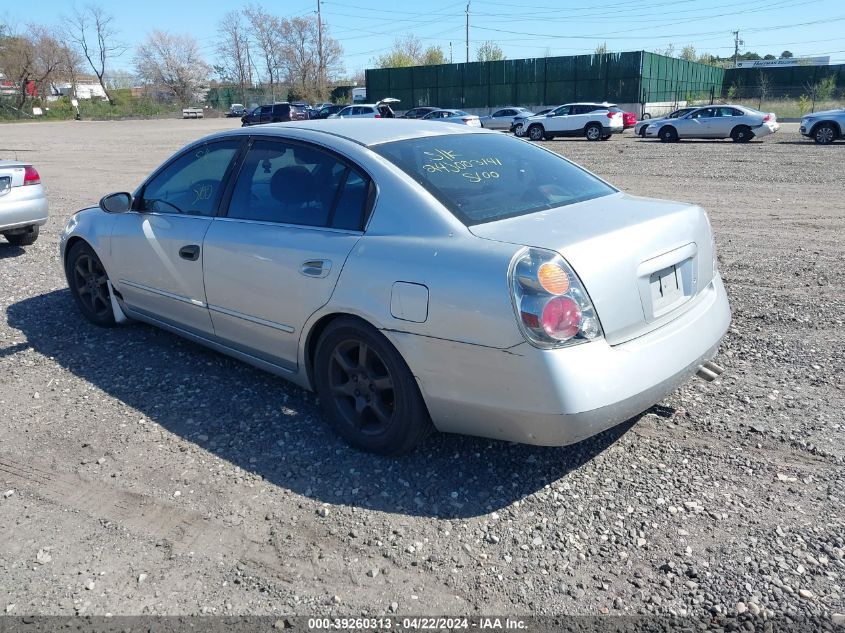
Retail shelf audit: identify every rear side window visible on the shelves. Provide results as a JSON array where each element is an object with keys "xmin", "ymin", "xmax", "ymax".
[
  {"xmin": 227, "ymin": 139, "xmax": 371, "ymax": 230},
  {"xmin": 372, "ymin": 133, "xmax": 615, "ymax": 226}
]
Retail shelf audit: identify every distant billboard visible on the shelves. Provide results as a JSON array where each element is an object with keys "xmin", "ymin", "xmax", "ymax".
[{"xmin": 736, "ymin": 57, "xmax": 830, "ymax": 68}]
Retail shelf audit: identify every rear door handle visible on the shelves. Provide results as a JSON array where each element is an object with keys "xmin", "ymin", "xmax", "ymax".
[
  {"xmin": 300, "ymin": 259, "xmax": 332, "ymax": 278},
  {"xmin": 179, "ymin": 244, "xmax": 200, "ymax": 261}
]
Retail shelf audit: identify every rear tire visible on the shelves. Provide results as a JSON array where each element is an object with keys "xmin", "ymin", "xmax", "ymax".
[
  {"xmin": 659, "ymin": 126, "xmax": 678, "ymax": 143},
  {"xmin": 4, "ymin": 225, "xmax": 39, "ymax": 246},
  {"xmin": 527, "ymin": 124, "xmax": 545, "ymax": 141},
  {"xmin": 585, "ymin": 123, "xmax": 603, "ymax": 141},
  {"xmin": 65, "ymin": 241, "xmax": 116, "ymax": 327},
  {"xmin": 731, "ymin": 125, "xmax": 753, "ymax": 143},
  {"xmin": 314, "ymin": 318, "xmax": 433, "ymax": 455},
  {"xmin": 813, "ymin": 123, "xmax": 837, "ymax": 145}
]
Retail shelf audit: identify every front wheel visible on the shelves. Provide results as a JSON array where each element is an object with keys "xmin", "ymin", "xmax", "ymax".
[
  {"xmin": 314, "ymin": 318, "xmax": 432, "ymax": 455},
  {"xmin": 639, "ymin": 127, "xmax": 648, "ymax": 138},
  {"xmin": 4, "ymin": 225, "xmax": 39, "ymax": 246},
  {"xmin": 527, "ymin": 125, "xmax": 545, "ymax": 142},
  {"xmin": 66, "ymin": 241, "xmax": 116, "ymax": 327},
  {"xmin": 813, "ymin": 123, "xmax": 837, "ymax": 145},
  {"xmin": 731, "ymin": 125, "xmax": 753, "ymax": 143},
  {"xmin": 585, "ymin": 123, "xmax": 603, "ymax": 141}
]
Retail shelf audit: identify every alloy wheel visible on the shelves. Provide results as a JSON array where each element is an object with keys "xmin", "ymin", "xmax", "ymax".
[
  {"xmin": 327, "ymin": 338, "xmax": 395, "ymax": 435},
  {"xmin": 72, "ymin": 253, "xmax": 112, "ymax": 320}
]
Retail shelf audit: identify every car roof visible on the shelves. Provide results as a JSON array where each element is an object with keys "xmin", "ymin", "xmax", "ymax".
[{"xmin": 205, "ymin": 119, "xmax": 492, "ymax": 147}]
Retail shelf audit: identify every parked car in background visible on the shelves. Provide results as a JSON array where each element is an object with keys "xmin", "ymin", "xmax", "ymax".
[
  {"xmin": 520, "ymin": 103, "xmax": 624, "ymax": 141},
  {"xmin": 622, "ymin": 111, "xmax": 637, "ymax": 130},
  {"xmin": 60, "ymin": 119, "xmax": 730, "ymax": 455},
  {"xmin": 401, "ymin": 107, "xmax": 440, "ymax": 119},
  {"xmin": 421, "ymin": 109, "xmax": 481, "ymax": 127},
  {"xmin": 1, "ymin": 160, "xmax": 48, "ymax": 246},
  {"xmin": 479, "ymin": 107, "xmax": 534, "ymax": 130},
  {"xmin": 645, "ymin": 105, "xmax": 778, "ymax": 142},
  {"xmin": 226, "ymin": 103, "xmax": 246, "ymax": 118},
  {"xmin": 241, "ymin": 102, "xmax": 308, "ymax": 127},
  {"xmin": 512, "ymin": 108, "xmax": 553, "ymax": 136},
  {"xmin": 330, "ymin": 98, "xmax": 399, "ymax": 119},
  {"xmin": 800, "ymin": 108, "xmax": 844, "ymax": 144},
  {"xmin": 314, "ymin": 104, "xmax": 346, "ymax": 119},
  {"xmin": 634, "ymin": 107, "xmax": 696, "ymax": 137}
]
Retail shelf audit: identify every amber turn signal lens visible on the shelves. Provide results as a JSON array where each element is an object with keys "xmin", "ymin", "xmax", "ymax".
[{"xmin": 537, "ymin": 262, "xmax": 570, "ymax": 295}]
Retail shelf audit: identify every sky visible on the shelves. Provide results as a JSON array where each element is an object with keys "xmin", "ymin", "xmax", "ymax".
[{"xmin": 6, "ymin": 0, "xmax": 845, "ymax": 77}]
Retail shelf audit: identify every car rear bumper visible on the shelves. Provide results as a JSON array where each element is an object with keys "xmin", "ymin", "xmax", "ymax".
[
  {"xmin": 753, "ymin": 121, "xmax": 779, "ymax": 137},
  {"xmin": 387, "ymin": 274, "xmax": 730, "ymax": 446},
  {"xmin": 0, "ymin": 188, "xmax": 49, "ymax": 232}
]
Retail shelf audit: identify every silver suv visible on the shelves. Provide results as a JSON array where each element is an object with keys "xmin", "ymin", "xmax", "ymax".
[{"xmin": 800, "ymin": 109, "xmax": 845, "ymax": 144}]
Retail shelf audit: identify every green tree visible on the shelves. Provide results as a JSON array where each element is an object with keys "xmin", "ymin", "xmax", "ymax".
[
  {"xmin": 477, "ymin": 40, "xmax": 506, "ymax": 62},
  {"xmin": 680, "ymin": 45, "xmax": 696, "ymax": 61},
  {"xmin": 780, "ymin": 50, "xmax": 793, "ymax": 59},
  {"xmin": 373, "ymin": 34, "xmax": 422, "ymax": 68},
  {"xmin": 420, "ymin": 46, "xmax": 446, "ymax": 65}
]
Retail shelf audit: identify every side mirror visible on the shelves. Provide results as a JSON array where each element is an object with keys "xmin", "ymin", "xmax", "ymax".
[{"xmin": 99, "ymin": 192, "xmax": 132, "ymax": 214}]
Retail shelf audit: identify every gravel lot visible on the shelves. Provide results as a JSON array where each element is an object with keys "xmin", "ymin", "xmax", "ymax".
[{"xmin": 1, "ymin": 119, "xmax": 843, "ymax": 621}]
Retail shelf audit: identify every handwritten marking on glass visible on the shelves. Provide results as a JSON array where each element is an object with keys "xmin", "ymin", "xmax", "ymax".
[{"xmin": 422, "ymin": 149, "xmax": 502, "ymax": 183}]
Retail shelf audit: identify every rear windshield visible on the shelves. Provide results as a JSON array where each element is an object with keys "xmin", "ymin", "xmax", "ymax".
[{"xmin": 371, "ymin": 133, "xmax": 616, "ymax": 225}]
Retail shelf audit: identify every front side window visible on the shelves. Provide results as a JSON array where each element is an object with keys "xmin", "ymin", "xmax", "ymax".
[
  {"xmin": 227, "ymin": 139, "xmax": 371, "ymax": 230},
  {"xmin": 551, "ymin": 106, "xmax": 571, "ymax": 116},
  {"xmin": 690, "ymin": 108, "xmax": 715, "ymax": 119},
  {"xmin": 139, "ymin": 139, "xmax": 241, "ymax": 216},
  {"xmin": 373, "ymin": 133, "xmax": 616, "ymax": 226},
  {"xmin": 337, "ymin": 106, "xmax": 352, "ymax": 116}
]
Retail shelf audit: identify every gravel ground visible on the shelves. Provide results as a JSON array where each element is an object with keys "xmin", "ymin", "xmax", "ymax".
[{"xmin": 0, "ymin": 119, "xmax": 843, "ymax": 621}]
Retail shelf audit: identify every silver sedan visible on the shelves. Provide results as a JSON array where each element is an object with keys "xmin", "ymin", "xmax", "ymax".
[
  {"xmin": 1, "ymin": 160, "xmax": 48, "ymax": 246},
  {"xmin": 421, "ymin": 109, "xmax": 481, "ymax": 127},
  {"xmin": 645, "ymin": 104, "xmax": 779, "ymax": 142},
  {"xmin": 61, "ymin": 120, "xmax": 730, "ymax": 454},
  {"xmin": 479, "ymin": 107, "xmax": 534, "ymax": 130}
]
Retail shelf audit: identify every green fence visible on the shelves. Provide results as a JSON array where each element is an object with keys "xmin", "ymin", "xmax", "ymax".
[
  {"xmin": 641, "ymin": 52, "xmax": 724, "ymax": 103},
  {"xmin": 365, "ymin": 51, "xmax": 725, "ymax": 110}
]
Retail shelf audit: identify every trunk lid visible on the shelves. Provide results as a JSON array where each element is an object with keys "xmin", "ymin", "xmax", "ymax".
[
  {"xmin": 469, "ymin": 192, "xmax": 716, "ymax": 345},
  {"xmin": 0, "ymin": 161, "xmax": 26, "ymax": 197}
]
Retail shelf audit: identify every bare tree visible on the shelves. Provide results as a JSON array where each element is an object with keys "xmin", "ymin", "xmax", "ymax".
[
  {"xmin": 278, "ymin": 15, "xmax": 342, "ymax": 101},
  {"xmin": 134, "ymin": 30, "xmax": 209, "ymax": 105},
  {"xmin": 0, "ymin": 25, "xmax": 64, "ymax": 107},
  {"xmin": 245, "ymin": 5, "xmax": 282, "ymax": 95},
  {"xmin": 217, "ymin": 11, "xmax": 253, "ymax": 104},
  {"xmin": 67, "ymin": 4, "xmax": 126, "ymax": 105}
]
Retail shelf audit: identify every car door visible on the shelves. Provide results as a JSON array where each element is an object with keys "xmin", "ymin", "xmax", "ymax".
[
  {"xmin": 678, "ymin": 108, "xmax": 716, "ymax": 138},
  {"xmin": 202, "ymin": 137, "xmax": 373, "ymax": 369},
  {"xmin": 544, "ymin": 105, "xmax": 571, "ymax": 133},
  {"xmin": 109, "ymin": 137, "xmax": 244, "ymax": 336},
  {"xmin": 489, "ymin": 109, "xmax": 512, "ymax": 130},
  {"xmin": 713, "ymin": 107, "xmax": 742, "ymax": 137}
]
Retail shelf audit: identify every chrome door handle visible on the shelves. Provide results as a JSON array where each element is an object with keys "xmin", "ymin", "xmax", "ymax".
[{"xmin": 300, "ymin": 259, "xmax": 332, "ymax": 278}]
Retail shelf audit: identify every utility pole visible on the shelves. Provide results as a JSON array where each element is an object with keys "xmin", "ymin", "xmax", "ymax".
[
  {"xmin": 732, "ymin": 30, "xmax": 743, "ymax": 68},
  {"xmin": 317, "ymin": 0, "xmax": 324, "ymax": 98},
  {"xmin": 465, "ymin": 1, "xmax": 470, "ymax": 63},
  {"xmin": 449, "ymin": 42, "xmax": 453, "ymax": 64}
]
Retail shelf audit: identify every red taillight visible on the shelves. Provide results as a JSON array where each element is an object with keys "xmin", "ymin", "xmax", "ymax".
[
  {"xmin": 374, "ymin": 114, "xmax": 381, "ymax": 119},
  {"xmin": 763, "ymin": 114, "xmax": 772, "ymax": 122},
  {"xmin": 23, "ymin": 165, "xmax": 41, "ymax": 186},
  {"xmin": 541, "ymin": 296, "xmax": 582, "ymax": 341}
]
